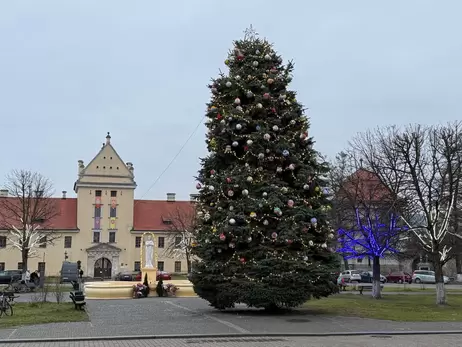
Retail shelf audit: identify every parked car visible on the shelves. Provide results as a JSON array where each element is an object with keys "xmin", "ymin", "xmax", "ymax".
[
  {"xmin": 0, "ymin": 270, "xmax": 22, "ymax": 285},
  {"xmin": 386, "ymin": 272, "xmax": 412, "ymax": 284},
  {"xmin": 157, "ymin": 271, "xmax": 171, "ymax": 281},
  {"xmin": 115, "ymin": 271, "xmax": 142, "ymax": 281},
  {"xmin": 412, "ymin": 270, "xmax": 450, "ymax": 284},
  {"xmin": 337, "ymin": 270, "xmax": 361, "ymax": 283},
  {"xmin": 360, "ymin": 271, "xmax": 387, "ymax": 283}
]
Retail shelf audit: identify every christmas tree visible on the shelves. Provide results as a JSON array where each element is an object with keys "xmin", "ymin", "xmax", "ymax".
[{"xmin": 190, "ymin": 27, "xmax": 338, "ymax": 310}]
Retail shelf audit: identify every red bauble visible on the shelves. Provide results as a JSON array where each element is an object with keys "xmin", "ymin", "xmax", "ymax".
[
  {"xmin": 226, "ymin": 177, "xmax": 232, "ymax": 183},
  {"xmin": 216, "ymin": 113, "xmax": 222, "ymax": 120},
  {"xmin": 237, "ymin": 55, "xmax": 244, "ymax": 61},
  {"xmin": 219, "ymin": 233, "xmax": 226, "ymax": 241},
  {"xmin": 271, "ymin": 107, "xmax": 276, "ymax": 113},
  {"xmin": 287, "ymin": 239, "xmax": 293, "ymax": 245},
  {"xmin": 240, "ymin": 257, "xmax": 246, "ymax": 263},
  {"xmin": 210, "ymin": 169, "xmax": 216, "ymax": 175},
  {"xmin": 263, "ymin": 93, "xmax": 270, "ymax": 99},
  {"xmin": 243, "ymin": 146, "xmax": 249, "ymax": 151}
]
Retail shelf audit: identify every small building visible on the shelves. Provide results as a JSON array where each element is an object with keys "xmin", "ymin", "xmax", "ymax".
[{"xmin": 0, "ymin": 133, "xmax": 194, "ymax": 278}]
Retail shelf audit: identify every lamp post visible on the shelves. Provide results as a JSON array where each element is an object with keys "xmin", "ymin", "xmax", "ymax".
[{"xmin": 64, "ymin": 251, "xmax": 68, "ymax": 261}]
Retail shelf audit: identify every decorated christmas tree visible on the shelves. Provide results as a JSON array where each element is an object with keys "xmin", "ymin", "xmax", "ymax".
[{"xmin": 190, "ymin": 27, "xmax": 338, "ymax": 310}]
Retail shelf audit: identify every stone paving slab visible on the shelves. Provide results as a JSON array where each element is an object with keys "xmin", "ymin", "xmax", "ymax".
[
  {"xmin": 2, "ymin": 297, "xmax": 462, "ymax": 340},
  {"xmin": 2, "ymin": 334, "xmax": 462, "ymax": 347}
]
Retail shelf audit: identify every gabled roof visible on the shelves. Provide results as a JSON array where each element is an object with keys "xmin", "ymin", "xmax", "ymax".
[
  {"xmin": 133, "ymin": 200, "xmax": 195, "ymax": 231},
  {"xmin": 339, "ymin": 169, "xmax": 393, "ymax": 202},
  {"xmin": 0, "ymin": 197, "xmax": 78, "ymax": 230}
]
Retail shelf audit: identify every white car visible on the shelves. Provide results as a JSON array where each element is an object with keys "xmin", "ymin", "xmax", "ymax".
[
  {"xmin": 337, "ymin": 270, "xmax": 361, "ymax": 284},
  {"xmin": 412, "ymin": 270, "xmax": 450, "ymax": 284}
]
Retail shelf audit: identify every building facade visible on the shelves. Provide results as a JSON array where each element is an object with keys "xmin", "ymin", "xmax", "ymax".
[{"xmin": 0, "ymin": 134, "xmax": 194, "ymax": 277}]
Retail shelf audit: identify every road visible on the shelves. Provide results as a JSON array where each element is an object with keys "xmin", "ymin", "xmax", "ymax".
[{"xmin": 2, "ymin": 334, "xmax": 462, "ymax": 347}]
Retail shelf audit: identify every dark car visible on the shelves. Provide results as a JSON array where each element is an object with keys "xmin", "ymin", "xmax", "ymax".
[
  {"xmin": 115, "ymin": 271, "xmax": 141, "ymax": 281},
  {"xmin": 0, "ymin": 270, "xmax": 22, "ymax": 285},
  {"xmin": 386, "ymin": 271, "xmax": 412, "ymax": 284},
  {"xmin": 360, "ymin": 271, "xmax": 387, "ymax": 283}
]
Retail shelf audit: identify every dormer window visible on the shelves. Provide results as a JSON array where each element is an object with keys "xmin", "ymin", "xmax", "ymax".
[{"xmin": 162, "ymin": 217, "xmax": 172, "ymax": 225}]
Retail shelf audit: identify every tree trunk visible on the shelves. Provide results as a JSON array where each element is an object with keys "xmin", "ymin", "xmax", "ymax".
[
  {"xmin": 186, "ymin": 253, "xmax": 192, "ymax": 273},
  {"xmin": 433, "ymin": 256, "xmax": 446, "ymax": 305},
  {"xmin": 371, "ymin": 255, "xmax": 382, "ymax": 299},
  {"xmin": 21, "ymin": 248, "xmax": 28, "ymax": 278},
  {"xmin": 343, "ymin": 257, "xmax": 349, "ymax": 270},
  {"xmin": 456, "ymin": 253, "xmax": 462, "ymax": 274}
]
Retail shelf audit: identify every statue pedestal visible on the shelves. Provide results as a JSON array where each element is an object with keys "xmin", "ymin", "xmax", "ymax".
[{"xmin": 141, "ymin": 267, "xmax": 157, "ymax": 285}]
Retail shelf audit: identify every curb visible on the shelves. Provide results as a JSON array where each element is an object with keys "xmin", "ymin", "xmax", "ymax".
[{"xmin": 2, "ymin": 331, "xmax": 462, "ymax": 343}]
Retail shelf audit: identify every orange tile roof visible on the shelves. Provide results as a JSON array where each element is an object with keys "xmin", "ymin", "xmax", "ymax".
[
  {"xmin": 0, "ymin": 197, "xmax": 78, "ymax": 230},
  {"xmin": 133, "ymin": 200, "xmax": 195, "ymax": 231},
  {"xmin": 0, "ymin": 197, "xmax": 195, "ymax": 231},
  {"xmin": 339, "ymin": 169, "xmax": 392, "ymax": 202}
]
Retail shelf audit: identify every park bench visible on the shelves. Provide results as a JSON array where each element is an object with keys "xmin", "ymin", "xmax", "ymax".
[
  {"xmin": 69, "ymin": 291, "xmax": 86, "ymax": 310},
  {"xmin": 339, "ymin": 282, "xmax": 384, "ymax": 294}
]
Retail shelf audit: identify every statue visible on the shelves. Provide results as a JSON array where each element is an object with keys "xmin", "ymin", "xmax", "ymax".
[{"xmin": 144, "ymin": 234, "xmax": 155, "ymax": 268}]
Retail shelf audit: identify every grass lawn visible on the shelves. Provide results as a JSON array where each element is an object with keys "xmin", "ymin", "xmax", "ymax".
[
  {"xmin": 0, "ymin": 302, "xmax": 88, "ymax": 328},
  {"xmin": 340, "ymin": 285, "xmax": 462, "ymax": 293},
  {"xmin": 305, "ymin": 294, "xmax": 462, "ymax": 321},
  {"xmin": 171, "ymin": 274, "xmax": 188, "ymax": 280}
]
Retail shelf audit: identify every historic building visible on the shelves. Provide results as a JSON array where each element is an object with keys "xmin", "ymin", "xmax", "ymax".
[{"xmin": 0, "ymin": 133, "xmax": 194, "ymax": 278}]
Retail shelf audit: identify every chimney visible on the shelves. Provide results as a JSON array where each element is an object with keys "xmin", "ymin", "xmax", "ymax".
[
  {"xmin": 0, "ymin": 189, "xmax": 8, "ymax": 197},
  {"xmin": 166, "ymin": 193, "xmax": 176, "ymax": 202},
  {"xmin": 62, "ymin": 191, "xmax": 67, "ymax": 199},
  {"xmin": 106, "ymin": 132, "xmax": 111, "ymax": 145},
  {"xmin": 189, "ymin": 193, "xmax": 199, "ymax": 202}
]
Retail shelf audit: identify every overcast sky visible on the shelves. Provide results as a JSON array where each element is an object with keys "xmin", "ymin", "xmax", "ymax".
[{"xmin": 1, "ymin": 1, "xmax": 461, "ymax": 200}]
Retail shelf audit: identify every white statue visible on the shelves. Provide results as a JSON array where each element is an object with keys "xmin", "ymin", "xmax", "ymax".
[{"xmin": 144, "ymin": 234, "xmax": 155, "ymax": 268}]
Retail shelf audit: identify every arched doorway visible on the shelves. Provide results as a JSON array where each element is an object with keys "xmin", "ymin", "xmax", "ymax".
[{"xmin": 94, "ymin": 257, "xmax": 112, "ymax": 279}]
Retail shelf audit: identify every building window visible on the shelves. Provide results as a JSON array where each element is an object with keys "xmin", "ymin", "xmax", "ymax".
[
  {"xmin": 17, "ymin": 262, "xmax": 23, "ymax": 270},
  {"xmin": 134, "ymin": 261, "xmax": 141, "ymax": 271},
  {"xmin": 93, "ymin": 231, "xmax": 100, "ymax": 243},
  {"xmin": 94, "ymin": 206, "xmax": 101, "ymax": 218},
  {"xmin": 0, "ymin": 262, "xmax": 4, "ymax": 271},
  {"xmin": 157, "ymin": 261, "xmax": 164, "ymax": 271},
  {"xmin": 135, "ymin": 236, "xmax": 141, "ymax": 248},
  {"xmin": 110, "ymin": 207, "xmax": 117, "ymax": 218},
  {"xmin": 174, "ymin": 261, "xmax": 182, "ymax": 273},
  {"xmin": 39, "ymin": 236, "xmax": 47, "ymax": 248},
  {"xmin": 38, "ymin": 262, "xmax": 46, "ymax": 273},
  {"xmin": 64, "ymin": 236, "xmax": 72, "ymax": 248},
  {"xmin": 0, "ymin": 236, "xmax": 6, "ymax": 248},
  {"xmin": 357, "ymin": 258, "xmax": 363, "ymax": 263},
  {"xmin": 174, "ymin": 236, "xmax": 182, "ymax": 248},
  {"xmin": 95, "ymin": 190, "xmax": 102, "ymax": 197},
  {"xmin": 109, "ymin": 231, "xmax": 116, "ymax": 243},
  {"xmin": 111, "ymin": 191, "xmax": 117, "ymax": 197},
  {"xmin": 158, "ymin": 237, "xmax": 165, "ymax": 248}
]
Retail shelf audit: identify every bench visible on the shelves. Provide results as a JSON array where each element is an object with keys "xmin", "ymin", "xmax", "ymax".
[
  {"xmin": 338, "ymin": 283, "xmax": 384, "ymax": 294},
  {"xmin": 69, "ymin": 291, "xmax": 86, "ymax": 310}
]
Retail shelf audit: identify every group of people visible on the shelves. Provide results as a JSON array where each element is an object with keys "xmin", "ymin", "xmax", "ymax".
[{"xmin": 22, "ymin": 269, "xmax": 41, "ymax": 285}]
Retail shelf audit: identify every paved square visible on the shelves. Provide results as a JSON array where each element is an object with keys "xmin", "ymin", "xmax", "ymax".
[{"xmin": 1, "ymin": 297, "xmax": 462, "ymax": 340}]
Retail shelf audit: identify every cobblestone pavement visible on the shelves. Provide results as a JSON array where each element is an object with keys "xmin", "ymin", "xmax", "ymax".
[
  {"xmin": 1, "ymin": 298, "xmax": 462, "ymax": 340},
  {"xmin": 2, "ymin": 334, "xmax": 462, "ymax": 347}
]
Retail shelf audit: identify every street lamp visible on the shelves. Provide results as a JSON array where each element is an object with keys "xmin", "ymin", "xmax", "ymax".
[{"xmin": 64, "ymin": 251, "xmax": 69, "ymax": 261}]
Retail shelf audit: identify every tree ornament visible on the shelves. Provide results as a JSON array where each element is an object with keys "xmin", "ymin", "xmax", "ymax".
[
  {"xmin": 256, "ymin": 103, "xmax": 263, "ymax": 108},
  {"xmin": 229, "ymin": 205, "xmax": 234, "ymax": 211},
  {"xmin": 235, "ymin": 75, "xmax": 241, "ymax": 80},
  {"xmin": 236, "ymin": 124, "xmax": 242, "ymax": 130},
  {"xmin": 226, "ymin": 177, "xmax": 232, "ymax": 183},
  {"xmin": 246, "ymin": 91, "xmax": 254, "ymax": 98},
  {"xmin": 321, "ymin": 243, "xmax": 327, "ymax": 249},
  {"xmin": 246, "ymin": 139, "xmax": 253, "ymax": 145},
  {"xmin": 240, "ymin": 258, "xmax": 246, "ymax": 263},
  {"xmin": 210, "ymin": 169, "xmax": 216, "ymax": 175},
  {"xmin": 287, "ymin": 239, "xmax": 293, "ymax": 245},
  {"xmin": 196, "ymin": 183, "xmax": 202, "ymax": 189},
  {"xmin": 264, "ymin": 54, "xmax": 271, "ymax": 60},
  {"xmin": 311, "ymin": 218, "xmax": 318, "ymax": 226},
  {"xmin": 258, "ymin": 153, "xmax": 264, "ymax": 159},
  {"xmin": 264, "ymin": 133, "xmax": 271, "ymax": 141},
  {"xmin": 217, "ymin": 249, "xmax": 222, "ymax": 253},
  {"xmin": 229, "ymin": 218, "xmax": 236, "ymax": 225},
  {"xmin": 208, "ymin": 185, "xmax": 215, "ymax": 191},
  {"xmin": 267, "ymin": 78, "xmax": 274, "ymax": 84},
  {"xmin": 281, "ymin": 187, "xmax": 288, "ymax": 193},
  {"xmin": 204, "ymin": 213, "xmax": 211, "ymax": 221},
  {"xmin": 273, "ymin": 207, "xmax": 282, "ymax": 216},
  {"xmin": 262, "ymin": 192, "xmax": 268, "ymax": 197},
  {"xmin": 276, "ymin": 167, "xmax": 283, "ymax": 173},
  {"xmin": 242, "ymin": 189, "xmax": 249, "ymax": 196},
  {"xmin": 236, "ymin": 106, "xmax": 243, "ymax": 112},
  {"xmin": 256, "ymin": 125, "xmax": 261, "ymax": 130},
  {"xmin": 290, "ymin": 120, "xmax": 296, "ymax": 125},
  {"xmin": 227, "ymin": 190, "xmax": 234, "ymax": 197},
  {"xmin": 271, "ymin": 232, "xmax": 278, "ymax": 239},
  {"xmin": 247, "ymin": 236, "xmax": 252, "ymax": 242},
  {"xmin": 288, "ymin": 164, "xmax": 295, "ymax": 170},
  {"xmin": 282, "ymin": 150, "xmax": 289, "ymax": 156},
  {"xmin": 250, "ymin": 212, "xmax": 257, "ymax": 218},
  {"xmin": 219, "ymin": 233, "xmax": 226, "ymax": 241},
  {"xmin": 232, "ymin": 141, "xmax": 239, "ymax": 147},
  {"xmin": 303, "ymin": 256, "xmax": 308, "ymax": 261},
  {"xmin": 272, "ymin": 125, "xmax": 279, "ymax": 131},
  {"xmin": 263, "ymin": 93, "xmax": 270, "ymax": 99},
  {"xmin": 229, "ymin": 242, "xmax": 235, "ymax": 248},
  {"xmin": 263, "ymin": 219, "xmax": 269, "ymax": 225},
  {"xmin": 303, "ymin": 184, "xmax": 310, "ymax": 190},
  {"xmin": 197, "ymin": 211, "xmax": 204, "ymax": 217},
  {"xmin": 226, "ymin": 81, "xmax": 232, "ymax": 87},
  {"xmin": 225, "ymin": 145, "xmax": 232, "ymax": 153},
  {"xmin": 328, "ymin": 233, "xmax": 335, "ymax": 239},
  {"xmin": 256, "ymin": 49, "xmax": 260, "ymax": 54},
  {"xmin": 279, "ymin": 94, "xmax": 286, "ymax": 100},
  {"xmin": 234, "ymin": 98, "xmax": 241, "ymax": 105},
  {"xmin": 287, "ymin": 199, "xmax": 294, "ymax": 208},
  {"xmin": 252, "ymin": 61, "xmax": 259, "ymax": 67},
  {"xmin": 309, "ymin": 240, "xmax": 314, "ymax": 246}
]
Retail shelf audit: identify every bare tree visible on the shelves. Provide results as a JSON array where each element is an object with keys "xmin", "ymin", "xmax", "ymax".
[
  {"xmin": 329, "ymin": 151, "xmax": 408, "ymax": 299},
  {"xmin": 163, "ymin": 206, "xmax": 196, "ymax": 273},
  {"xmin": 351, "ymin": 122, "xmax": 462, "ymax": 305},
  {"xmin": 0, "ymin": 170, "xmax": 61, "ymax": 274}
]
